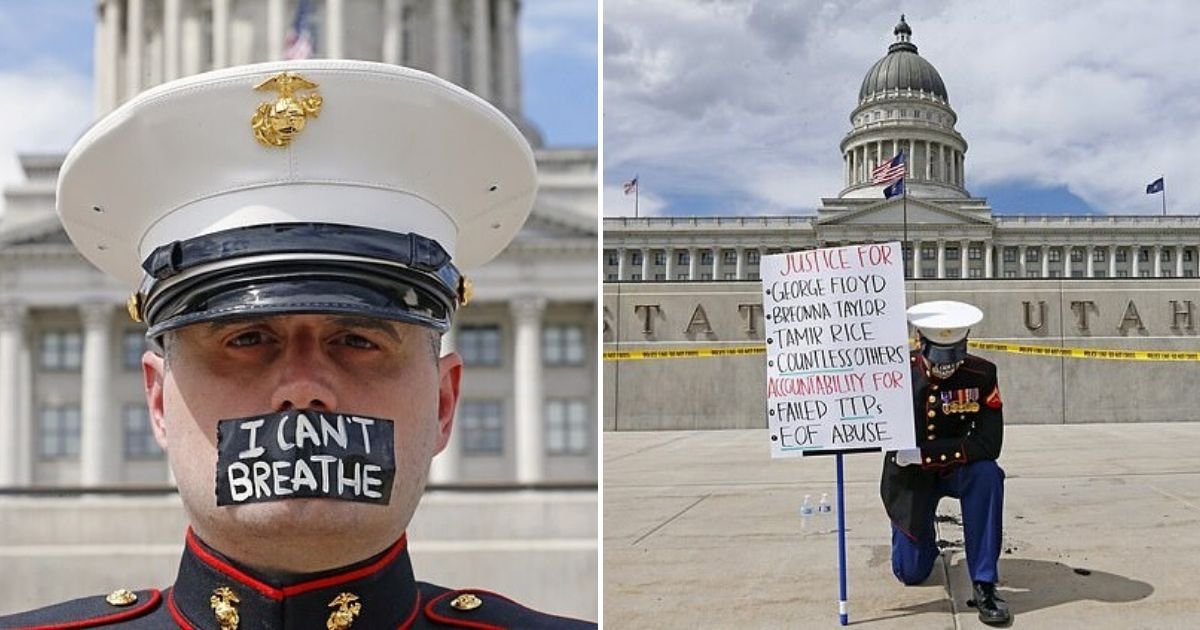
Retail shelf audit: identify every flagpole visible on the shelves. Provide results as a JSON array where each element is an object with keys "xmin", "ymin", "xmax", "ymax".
[
  {"xmin": 902, "ymin": 156, "xmax": 909, "ymax": 279},
  {"xmin": 635, "ymin": 175, "xmax": 640, "ymax": 218},
  {"xmin": 1161, "ymin": 176, "xmax": 1166, "ymax": 216}
]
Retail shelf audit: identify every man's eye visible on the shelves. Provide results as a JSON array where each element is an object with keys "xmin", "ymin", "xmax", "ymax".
[
  {"xmin": 340, "ymin": 334, "xmax": 378, "ymax": 349},
  {"xmin": 229, "ymin": 331, "xmax": 266, "ymax": 347}
]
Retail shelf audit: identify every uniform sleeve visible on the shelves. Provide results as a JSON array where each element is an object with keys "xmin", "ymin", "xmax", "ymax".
[{"xmin": 920, "ymin": 365, "xmax": 1003, "ymax": 470}]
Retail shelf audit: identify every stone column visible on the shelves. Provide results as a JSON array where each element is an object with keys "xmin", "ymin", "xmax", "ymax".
[
  {"xmin": 126, "ymin": 0, "xmax": 143, "ymax": 99},
  {"xmin": 640, "ymin": 247, "xmax": 650, "ymax": 281},
  {"xmin": 212, "ymin": 0, "xmax": 229, "ymax": 68},
  {"xmin": 1086, "ymin": 246, "xmax": 1095, "ymax": 278},
  {"xmin": 1176, "ymin": 246, "xmax": 1184, "ymax": 277},
  {"xmin": 925, "ymin": 141, "xmax": 933, "ymax": 180},
  {"xmin": 735, "ymin": 246, "xmax": 746, "ymax": 280},
  {"xmin": 984, "ymin": 241, "xmax": 993, "ymax": 278},
  {"xmin": 80, "ymin": 304, "xmax": 116, "ymax": 486},
  {"xmin": 512, "ymin": 298, "xmax": 546, "ymax": 484},
  {"xmin": 470, "ymin": 0, "xmax": 492, "ymax": 99},
  {"xmin": 0, "ymin": 305, "xmax": 27, "ymax": 486},
  {"xmin": 615, "ymin": 248, "xmax": 625, "ymax": 281},
  {"xmin": 327, "ymin": 0, "xmax": 345, "ymax": 58},
  {"xmin": 432, "ymin": 0, "xmax": 453, "ymax": 79},
  {"xmin": 429, "ymin": 326, "xmax": 459, "ymax": 484},
  {"xmin": 1018, "ymin": 245, "xmax": 1027, "ymax": 277},
  {"xmin": 712, "ymin": 247, "xmax": 723, "ymax": 280},
  {"xmin": 1041, "ymin": 246, "xmax": 1049, "ymax": 278},
  {"xmin": 1154, "ymin": 245, "xmax": 1162, "ymax": 277},
  {"xmin": 665, "ymin": 248, "xmax": 675, "ymax": 281},
  {"xmin": 163, "ymin": 0, "xmax": 181, "ymax": 79},
  {"xmin": 1132, "ymin": 246, "xmax": 1140, "ymax": 276},
  {"xmin": 936, "ymin": 240, "xmax": 945, "ymax": 278},
  {"xmin": 181, "ymin": 3, "xmax": 202, "ymax": 75},
  {"xmin": 267, "ymin": 0, "xmax": 285, "ymax": 61},
  {"xmin": 910, "ymin": 239, "xmax": 920, "ymax": 278},
  {"xmin": 1064, "ymin": 247, "xmax": 1073, "ymax": 278},
  {"xmin": 1109, "ymin": 245, "xmax": 1117, "ymax": 277},
  {"xmin": 960, "ymin": 240, "xmax": 969, "ymax": 278},
  {"xmin": 383, "ymin": 0, "xmax": 403, "ymax": 64},
  {"xmin": 497, "ymin": 0, "xmax": 520, "ymax": 112},
  {"xmin": 688, "ymin": 247, "xmax": 699, "ymax": 281}
]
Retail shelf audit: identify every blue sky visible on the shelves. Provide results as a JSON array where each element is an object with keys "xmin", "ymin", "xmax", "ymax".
[
  {"xmin": 604, "ymin": 0, "xmax": 1199, "ymax": 219},
  {"xmin": 0, "ymin": 0, "xmax": 596, "ymax": 214}
]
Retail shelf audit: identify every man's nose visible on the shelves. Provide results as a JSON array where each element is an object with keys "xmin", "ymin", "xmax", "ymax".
[{"xmin": 269, "ymin": 336, "xmax": 339, "ymax": 411}]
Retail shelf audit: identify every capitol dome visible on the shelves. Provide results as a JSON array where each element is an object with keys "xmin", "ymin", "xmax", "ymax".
[{"xmin": 857, "ymin": 15, "xmax": 948, "ymax": 104}]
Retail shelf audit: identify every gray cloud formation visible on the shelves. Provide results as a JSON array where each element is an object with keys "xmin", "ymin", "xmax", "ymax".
[{"xmin": 604, "ymin": 0, "xmax": 1200, "ymax": 217}]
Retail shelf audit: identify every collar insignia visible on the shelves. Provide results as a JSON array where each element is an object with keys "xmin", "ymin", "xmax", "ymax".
[
  {"xmin": 251, "ymin": 72, "xmax": 323, "ymax": 147},
  {"xmin": 210, "ymin": 586, "xmax": 241, "ymax": 630},
  {"xmin": 326, "ymin": 592, "xmax": 362, "ymax": 630}
]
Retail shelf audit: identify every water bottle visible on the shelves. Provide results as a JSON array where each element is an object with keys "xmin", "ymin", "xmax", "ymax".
[
  {"xmin": 818, "ymin": 492, "xmax": 833, "ymax": 533},
  {"xmin": 800, "ymin": 494, "xmax": 814, "ymax": 531}
]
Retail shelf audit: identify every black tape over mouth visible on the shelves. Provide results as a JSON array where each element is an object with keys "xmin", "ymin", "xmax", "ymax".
[
  {"xmin": 215, "ymin": 409, "xmax": 396, "ymax": 506},
  {"xmin": 920, "ymin": 336, "xmax": 968, "ymax": 366}
]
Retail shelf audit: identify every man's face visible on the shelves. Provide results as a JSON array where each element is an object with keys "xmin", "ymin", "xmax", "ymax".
[{"xmin": 141, "ymin": 314, "xmax": 461, "ymax": 562}]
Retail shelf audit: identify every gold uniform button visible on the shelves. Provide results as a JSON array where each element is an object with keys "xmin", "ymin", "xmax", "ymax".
[
  {"xmin": 106, "ymin": 589, "xmax": 138, "ymax": 607},
  {"xmin": 451, "ymin": 593, "xmax": 483, "ymax": 611},
  {"xmin": 926, "ymin": 424, "xmax": 935, "ymax": 431},
  {"xmin": 928, "ymin": 395, "xmax": 937, "ymax": 403},
  {"xmin": 927, "ymin": 410, "xmax": 936, "ymax": 418},
  {"xmin": 924, "ymin": 457, "xmax": 932, "ymax": 464},
  {"xmin": 927, "ymin": 435, "xmax": 936, "ymax": 441},
  {"xmin": 940, "ymin": 454, "xmax": 947, "ymax": 461},
  {"xmin": 931, "ymin": 385, "xmax": 939, "ymax": 391},
  {"xmin": 955, "ymin": 452, "xmax": 962, "ymax": 458}
]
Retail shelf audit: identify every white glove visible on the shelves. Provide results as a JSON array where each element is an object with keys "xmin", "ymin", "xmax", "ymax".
[{"xmin": 894, "ymin": 448, "xmax": 923, "ymax": 466}]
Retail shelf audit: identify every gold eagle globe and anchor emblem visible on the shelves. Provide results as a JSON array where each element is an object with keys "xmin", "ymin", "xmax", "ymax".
[
  {"xmin": 209, "ymin": 586, "xmax": 241, "ymax": 630},
  {"xmin": 251, "ymin": 71, "xmax": 323, "ymax": 147},
  {"xmin": 326, "ymin": 592, "xmax": 362, "ymax": 630}
]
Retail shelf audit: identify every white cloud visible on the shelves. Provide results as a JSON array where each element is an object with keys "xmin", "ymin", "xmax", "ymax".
[
  {"xmin": 603, "ymin": 184, "xmax": 667, "ymax": 217},
  {"xmin": 0, "ymin": 63, "xmax": 92, "ymax": 218},
  {"xmin": 604, "ymin": 0, "xmax": 1200, "ymax": 215},
  {"xmin": 522, "ymin": 0, "xmax": 597, "ymax": 59}
]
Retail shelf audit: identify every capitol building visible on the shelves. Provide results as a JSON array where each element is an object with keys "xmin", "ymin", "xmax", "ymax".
[
  {"xmin": 0, "ymin": 0, "xmax": 596, "ymax": 617},
  {"xmin": 604, "ymin": 16, "xmax": 1200, "ymax": 283}
]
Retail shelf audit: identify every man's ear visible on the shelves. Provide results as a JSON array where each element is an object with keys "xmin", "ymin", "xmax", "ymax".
[
  {"xmin": 142, "ymin": 350, "xmax": 169, "ymax": 450},
  {"xmin": 434, "ymin": 351, "xmax": 463, "ymax": 454}
]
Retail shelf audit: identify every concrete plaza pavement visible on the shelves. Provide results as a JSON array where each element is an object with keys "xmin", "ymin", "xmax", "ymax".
[{"xmin": 604, "ymin": 423, "xmax": 1199, "ymax": 629}]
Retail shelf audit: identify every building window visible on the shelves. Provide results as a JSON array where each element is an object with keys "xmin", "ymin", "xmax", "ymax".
[
  {"xmin": 724, "ymin": 251, "xmax": 738, "ymax": 264},
  {"xmin": 458, "ymin": 325, "xmax": 502, "ymax": 367},
  {"xmin": 1139, "ymin": 249, "xmax": 1149, "ymax": 262},
  {"xmin": 1162, "ymin": 270, "xmax": 1173, "ymax": 278},
  {"xmin": 1094, "ymin": 249, "xmax": 1106, "ymax": 262},
  {"xmin": 1094, "ymin": 270, "xmax": 1107, "ymax": 278},
  {"xmin": 654, "ymin": 273, "xmax": 665, "ymax": 281},
  {"xmin": 1118, "ymin": 270, "xmax": 1129, "ymax": 278},
  {"xmin": 545, "ymin": 399, "xmax": 589, "ymax": 455},
  {"xmin": 724, "ymin": 272, "xmax": 737, "ymax": 280},
  {"xmin": 653, "ymin": 252, "xmax": 666, "ymax": 266},
  {"xmin": 630, "ymin": 252, "xmax": 642, "ymax": 265},
  {"xmin": 631, "ymin": 273, "xmax": 642, "ymax": 281},
  {"xmin": 748, "ymin": 272, "xmax": 760, "ymax": 280},
  {"xmin": 1048, "ymin": 249, "xmax": 1061, "ymax": 263},
  {"xmin": 1003, "ymin": 248, "xmax": 1016, "ymax": 263},
  {"xmin": 700, "ymin": 251, "xmax": 713, "ymax": 264},
  {"xmin": 1186, "ymin": 250, "xmax": 1194, "ymax": 262},
  {"xmin": 38, "ymin": 406, "xmax": 81, "ymax": 460},
  {"xmin": 1070, "ymin": 248, "xmax": 1083, "ymax": 262},
  {"xmin": 677, "ymin": 252, "xmax": 690, "ymax": 265},
  {"xmin": 459, "ymin": 400, "xmax": 504, "ymax": 455},
  {"xmin": 122, "ymin": 331, "xmax": 145, "ymax": 370},
  {"xmin": 1025, "ymin": 248, "xmax": 1040, "ymax": 262},
  {"xmin": 946, "ymin": 268, "xmax": 960, "ymax": 279},
  {"xmin": 123, "ymin": 405, "xmax": 161, "ymax": 459},
  {"xmin": 676, "ymin": 274, "xmax": 688, "ymax": 280},
  {"xmin": 1071, "ymin": 270, "xmax": 1084, "ymax": 278},
  {"xmin": 968, "ymin": 246, "xmax": 981, "ymax": 260},
  {"xmin": 1116, "ymin": 249, "xmax": 1128, "ymax": 262},
  {"xmin": 1003, "ymin": 271, "xmax": 1016, "ymax": 278},
  {"xmin": 1140, "ymin": 270, "xmax": 1150, "ymax": 277},
  {"xmin": 969, "ymin": 268, "xmax": 982, "ymax": 278},
  {"xmin": 40, "ymin": 331, "xmax": 82, "ymax": 371},
  {"xmin": 945, "ymin": 246, "xmax": 959, "ymax": 260},
  {"xmin": 607, "ymin": 274, "xmax": 618, "ymax": 281},
  {"xmin": 1161, "ymin": 249, "xmax": 1172, "ymax": 262},
  {"xmin": 543, "ymin": 325, "xmax": 585, "ymax": 366},
  {"xmin": 747, "ymin": 250, "xmax": 760, "ymax": 263},
  {"xmin": 1026, "ymin": 271, "xmax": 1040, "ymax": 278},
  {"xmin": 701, "ymin": 273, "xmax": 712, "ymax": 280},
  {"xmin": 921, "ymin": 246, "xmax": 935, "ymax": 260},
  {"xmin": 921, "ymin": 269, "xmax": 936, "ymax": 279},
  {"xmin": 605, "ymin": 251, "xmax": 619, "ymax": 266},
  {"xmin": 1186, "ymin": 270, "xmax": 1195, "ymax": 278}
]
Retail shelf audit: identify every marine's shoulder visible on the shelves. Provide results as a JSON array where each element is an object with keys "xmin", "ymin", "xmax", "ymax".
[
  {"xmin": 959, "ymin": 353, "xmax": 998, "ymax": 376},
  {"xmin": 0, "ymin": 588, "xmax": 165, "ymax": 629},
  {"xmin": 416, "ymin": 582, "xmax": 596, "ymax": 629}
]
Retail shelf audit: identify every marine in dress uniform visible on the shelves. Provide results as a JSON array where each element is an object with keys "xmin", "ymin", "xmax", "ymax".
[
  {"xmin": 0, "ymin": 59, "xmax": 595, "ymax": 629},
  {"xmin": 880, "ymin": 301, "xmax": 1012, "ymax": 626}
]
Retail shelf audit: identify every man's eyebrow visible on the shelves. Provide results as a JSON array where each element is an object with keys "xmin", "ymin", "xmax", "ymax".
[{"xmin": 328, "ymin": 316, "xmax": 404, "ymax": 341}]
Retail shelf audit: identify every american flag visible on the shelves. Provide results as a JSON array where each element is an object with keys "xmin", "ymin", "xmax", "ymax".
[
  {"xmin": 285, "ymin": 0, "xmax": 315, "ymax": 60},
  {"xmin": 623, "ymin": 177, "xmax": 638, "ymax": 195},
  {"xmin": 871, "ymin": 152, "xmax": 906, "ymax": 185}
]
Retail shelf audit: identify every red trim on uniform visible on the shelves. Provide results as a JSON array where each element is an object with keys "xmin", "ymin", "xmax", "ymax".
[
  {"xmin": 166, "ymin": 591, "xmax": 196, "ymax": 630},
  {"xmin": 397, "ymin": 590, "xmax": 422, "ymax": 629},
  {"xmin": 184, "ymin": 528, "xmax": 408, "ymax": 600},
  {"xmin": 892, "ymin": 520, "xmax": 918, "ymax": 542},
  {"xmin": 985, "ymin": 385, "xmax": 1002, "ymax": 409},
  {"xmin": 424, "ymin": 589, "xmax": 528, "ymax": 630},
  {"xmin": 19, "ymin": 589, "xmax": 162, "ymax": 630}
]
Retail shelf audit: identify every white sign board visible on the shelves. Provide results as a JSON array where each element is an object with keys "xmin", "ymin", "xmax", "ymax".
[{"xmin": 761, "ymin": 242, "xmax": 915, "ymax": 458}]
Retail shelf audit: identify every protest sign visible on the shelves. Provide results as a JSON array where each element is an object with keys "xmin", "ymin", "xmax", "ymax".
[{"xmin": 761, "ymin": 242, "xmax": 915, "ymax": 457}]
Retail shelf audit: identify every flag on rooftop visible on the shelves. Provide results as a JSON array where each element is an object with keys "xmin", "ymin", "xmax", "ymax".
[
  {"xmin": 1146, "ymin": 177, "xmax": 1164, "ymax": 195},
  {"xmin": 623, "ymin": 176, "xmax": 638, "ymax": 195},
  {"xmin": 285, "ymin": 0, "xmax": 315, "ymax": 60}
]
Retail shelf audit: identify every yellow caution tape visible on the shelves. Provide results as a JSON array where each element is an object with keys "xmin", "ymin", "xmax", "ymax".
[{"xmin": 603, "ymin": 341, "xmax": 1200, "ymax": 362}]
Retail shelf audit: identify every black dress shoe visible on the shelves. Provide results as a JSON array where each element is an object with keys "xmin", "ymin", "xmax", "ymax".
[{"xmin": 971, "ymin": 581, "xmax": 1012, "ymax": 626}]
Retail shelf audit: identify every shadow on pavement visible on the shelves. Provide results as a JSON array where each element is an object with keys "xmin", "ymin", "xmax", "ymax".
[{"xmin": 851, "ymin": 553, "xmax": 1153, "ymax": 626}]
